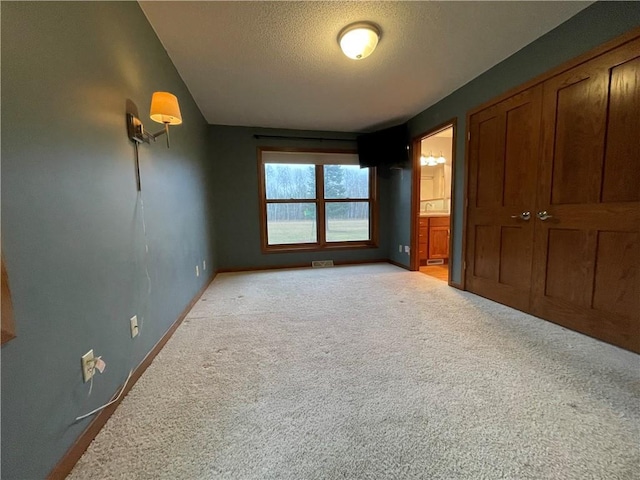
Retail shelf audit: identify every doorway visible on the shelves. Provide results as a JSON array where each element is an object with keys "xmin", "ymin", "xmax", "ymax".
[{"xmin": 410, "ymin": 121, "xmax": 456, "ymax": 283}]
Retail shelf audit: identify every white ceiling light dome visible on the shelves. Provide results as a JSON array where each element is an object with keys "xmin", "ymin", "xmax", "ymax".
[{"xmin": 338, "ymin": 22, "xmax": 381, "ymax": 60}]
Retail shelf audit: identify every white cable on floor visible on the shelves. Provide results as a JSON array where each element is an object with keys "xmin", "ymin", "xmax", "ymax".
[
  {"xmin": 75, "ymin": 369, "xmax": 133, "ymax": 421},
  {"xmin": 87, "ymin": 371, "xmax": 94, "ymax": 397}
]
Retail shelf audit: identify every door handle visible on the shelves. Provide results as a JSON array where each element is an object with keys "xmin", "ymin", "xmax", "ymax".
[
  {"xmin": 537, "ymin": 211, "xmax": 553, "ymax": 221},
  {"xmin": 510, "ymin": 211, "xmax": 531, "ymax": 221}
]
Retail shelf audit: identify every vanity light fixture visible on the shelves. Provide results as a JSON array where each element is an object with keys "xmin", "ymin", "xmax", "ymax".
[
  {"xmin": 421, "ymin": 151, "xmax": 445, "ymax": 167},
  {"xmin": 127, "ymin": 92, "xmax": 182, "ymax": 149},
  {"xmin": 338, "ymin": 22, "xmax": 381, "ymax": 60}
]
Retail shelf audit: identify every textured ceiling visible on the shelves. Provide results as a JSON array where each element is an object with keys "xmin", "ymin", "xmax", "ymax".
[{"xmin": 139, "ymin": 1, "xmax": 591, "ymax": 132}]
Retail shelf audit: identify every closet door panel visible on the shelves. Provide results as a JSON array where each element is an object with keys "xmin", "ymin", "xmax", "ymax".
[
  {"xmin": 532, "ymin": 38, "xmax": 640, "ymax": 353},
  {"xmin": 544, "ymin": 229, "xmax": 593, "ymax": 306},
  {"xmin": 602, "ymin": 56, "xmax": 640, "ymax": 203},
  {"xmin": 592, "ymin": 231, "xmax": 639, "ymax": 318},
  {"xmin": 472, "ymin": 224, "xmax": 499, "ymax": 280},
  {"xmin": 503, "ymin": 103, "xmax": 539, "ymax": 207},
  {"xmin": 499, "ymin": 226, "xmax": 531, "ymax": 290},
  {"xmin": 550, "ymin": 72, "xmax": 608, "ymax": 205},
  {"xmin": 475, "ymin": 115, "xmax": 503, "ymax": 208}
]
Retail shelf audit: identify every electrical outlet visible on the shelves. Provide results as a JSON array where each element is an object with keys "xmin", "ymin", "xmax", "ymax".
[
  {"xmin": 196, "ymin": 265, "xmax": 200, "ymax": 277},
  {"xmin": 81, "ymin": 350, "xmax": 95, "ymax": 383},
  {"xmin": 398, "ymin": 244, "xmax": 403, "ymax": 253},
  {"xmin": 130, "ymin": 315, "xmax": 139, "ymax": 338},
  {"xmin": 203, "ymin": 260, "xmax": 206, "ymax": 271},
  {"xmin": 404, "ymin": 245, "xmax": 410, "ymax": 253}
]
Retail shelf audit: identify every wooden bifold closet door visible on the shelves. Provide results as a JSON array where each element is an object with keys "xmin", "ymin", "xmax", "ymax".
[
  {"xmin": 466, "ymin": 34, "xmax": 640, "ymax": 353},
  {"xmin": 466, "ymin": 86, "xmax": 542, "ymax": 313}
]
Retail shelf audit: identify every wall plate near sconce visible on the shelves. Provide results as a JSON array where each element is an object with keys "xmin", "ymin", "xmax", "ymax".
[{"xmin": 127, "ymin": 91, "xmax": 182, "ymax": 190}]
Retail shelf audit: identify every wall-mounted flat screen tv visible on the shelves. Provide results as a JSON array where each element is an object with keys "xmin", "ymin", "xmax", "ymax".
[{"xmin": 357, "ymin": 124, "xmax": 409, "ymax": 170}]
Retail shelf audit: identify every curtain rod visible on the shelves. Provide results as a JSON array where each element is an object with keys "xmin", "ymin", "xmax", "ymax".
[{"xmin": 253, "ymin": 134, "xmax": 356, "ymax": 142}]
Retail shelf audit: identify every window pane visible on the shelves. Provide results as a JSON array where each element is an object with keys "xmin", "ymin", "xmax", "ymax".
[
  {"xmin": 265, "ymin": 164, "xmax": 315, "ymax": 200},
  {"xmin": 267, "ymin": 203, "xmax": 317, "ymax": 244},
  {"xmin": 324, "ymin": 165, "xmax": 369, "ymax": 199},
  {"xmin": 325, "ymin": 202, "xmax": 370, "ymax": 242}
]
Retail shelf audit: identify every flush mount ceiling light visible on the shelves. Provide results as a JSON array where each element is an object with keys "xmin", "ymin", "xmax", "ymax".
[{"xmin": 338, "ymin": 22, "xmax": 381, "ymax": 60}]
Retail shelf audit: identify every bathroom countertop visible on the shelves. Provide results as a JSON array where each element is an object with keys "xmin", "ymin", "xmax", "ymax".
[{"xmin": 419, "ymin": 212, "xmax": 450, "ymax": 217}]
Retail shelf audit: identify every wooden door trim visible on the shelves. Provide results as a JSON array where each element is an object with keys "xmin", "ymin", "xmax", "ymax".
[
  {"xmin": 410, "ymin": 118, "xmax": 458, "ymax": 285},
  {"xmin": 467, "ymin": 26, "xmax": 640, "ymax": 118},
  {"xmin": 410, "ymin": 133, "xmax": 421, "ymax": 272},
  {"xmin": 446, "ymin": 121, "xmax": 460, "ymax": 289}
]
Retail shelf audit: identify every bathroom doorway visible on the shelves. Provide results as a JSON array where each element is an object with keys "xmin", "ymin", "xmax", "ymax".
[{"xmin": 410, "ymin": 121, "xmax": 456, "ymax": 283}]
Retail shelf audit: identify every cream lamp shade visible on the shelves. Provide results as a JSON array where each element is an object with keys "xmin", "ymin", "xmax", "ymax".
[
  {"xmin": 338, "ymin": 22, "xmax": 380, "ymax": 60},
  {"xmin": 150, "ymin": 92, "xmax": 182, "ymax": 125}
]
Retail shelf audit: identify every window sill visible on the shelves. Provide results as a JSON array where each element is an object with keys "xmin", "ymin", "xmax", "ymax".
[{"xmin": 263, "ymin": 241, "xmax": 378, "ymax": 254}]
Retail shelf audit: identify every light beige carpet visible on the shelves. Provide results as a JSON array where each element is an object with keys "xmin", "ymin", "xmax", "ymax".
[{"xmin": 69, "ymin": 264, "xmax": 640, "ymax": 479}]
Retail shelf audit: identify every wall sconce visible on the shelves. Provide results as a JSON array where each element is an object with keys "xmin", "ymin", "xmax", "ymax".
[
  {"xmin": 127, "ymin": 92, "xmax": 182, "ymax": 149},
  {"xmin": 127, "ymin": 92, "xmax": 182, "ymax": 191}
]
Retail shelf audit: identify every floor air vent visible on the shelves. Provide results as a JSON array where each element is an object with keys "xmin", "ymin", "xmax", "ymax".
[
  {"xmin": 426, "ymin": 259, "xmax": 445, "ymax": 265},
  {"xmin": 312, "ymin": 260, "xmax": 334, "ymax": 268}
]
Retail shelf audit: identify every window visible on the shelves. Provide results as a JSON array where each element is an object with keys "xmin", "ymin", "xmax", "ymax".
[{"xmin": 259, "ymin": 149, "xmax": 377, "ymax": 252}]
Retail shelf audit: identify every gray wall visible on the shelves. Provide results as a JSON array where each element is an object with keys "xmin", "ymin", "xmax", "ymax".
[
  {"xmin": 389, "ymin": 1, "xmax": 640, "ymax": 282},
  {"xmin": 1, "ymin": 2, "xmax": 216, "ymax": 478},
  {"xmin": 209, "ymin": 125, "xmax": 391, "ymax": 270}
]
